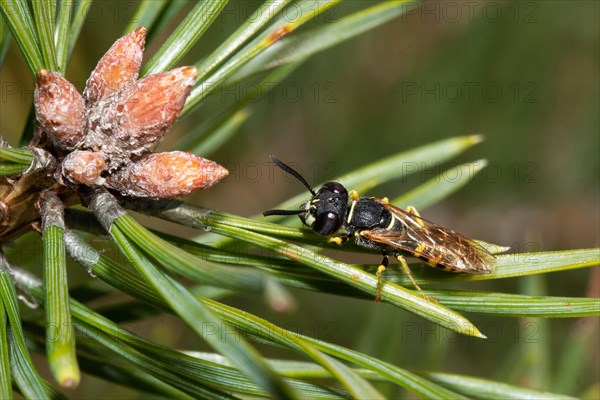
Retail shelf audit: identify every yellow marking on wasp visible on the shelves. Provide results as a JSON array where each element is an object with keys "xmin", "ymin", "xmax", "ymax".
[
  {"xmin": 347, "ymin": 199, "xmax": 358, "ymax": 224},
  {"xmin": 380, "ymin": 197, "xmax": 389, "ymax": 203},
  {"xmin": 327, "ymin": 236, "xmax": 345, "ymax": 245},
  {"xmin": 348, "ymin": 189, "xmax": 359, "ymax": 201},
  {"xmin": 415, "ymin": 243, "xmax": 426, "ymax": 254},
  {"xmin": 386, "ymin": 215, "xmax": 396, "ymax": 230},
  {"xmin": 427, "ymin": 255, "xmax": 444, "ymax": 267}
]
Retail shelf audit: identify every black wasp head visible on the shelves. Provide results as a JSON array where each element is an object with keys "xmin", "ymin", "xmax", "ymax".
[
  {"xmin": 263, "ymin": 155, "xmax": 348, "ymax": 236},
  {"xmin": 299, "ymin": 182, "xmax": 348, "ymax": 236}
]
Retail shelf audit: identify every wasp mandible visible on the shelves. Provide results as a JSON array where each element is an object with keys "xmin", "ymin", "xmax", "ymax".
[{"xmin": 263, "ymin": 155, "xmax": 496, "ymax": 302}]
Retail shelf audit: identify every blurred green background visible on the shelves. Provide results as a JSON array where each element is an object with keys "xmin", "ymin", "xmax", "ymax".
[{"xmin": 1, "ymin": 1, "xmax": 598, "ymax": 398}]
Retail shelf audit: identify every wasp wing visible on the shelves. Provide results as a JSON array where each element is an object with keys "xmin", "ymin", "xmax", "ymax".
[{"xmin": 362, "ymin": 199, "xmax": 495, "ymax": 273}]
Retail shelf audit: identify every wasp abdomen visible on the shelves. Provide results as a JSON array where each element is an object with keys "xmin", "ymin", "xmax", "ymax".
[{"xmin": 417, "ymin": 255, "xmax": 456, "ymax": 271}]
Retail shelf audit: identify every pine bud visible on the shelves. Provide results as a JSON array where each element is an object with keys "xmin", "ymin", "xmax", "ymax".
[
  {"xmin": 117, "ymin": 66, "xmax": 197, "ymax": 156},
  {"xmin": 83, "ymin": 27, "xmax": 146, "ymax": 107},
  {"xmin": 106, "ymin": 151, "xmax": 228, "ymax": 198},
  {"xmin": 85, "ymin": 66, "xmax": 197, "ymax": 167},
  {"xmin": 34, "ymin": 70, "xmax": 86, "ymax": 150},
  {"xmin": 60, "ymin": 151, "xmax": 106, "ymax": 186}
]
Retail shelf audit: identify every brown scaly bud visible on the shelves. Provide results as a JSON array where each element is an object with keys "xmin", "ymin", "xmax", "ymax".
[
  {"xmin": 83, "ymin": 27, "xmax": 146, "ymax": 107},
  {"xmin": 106, "ymin": 151, "xmax": 228, "ymax": 198},
  {"xmin": 85, "ymin": 66, "xmax": 197, "ymax": 168},
  {"xmin": 34, "ymin": 70, "xmax": 86, "ymax": 150},
  {"xmin": 119, "ymin": 66, "xmax": 197, "ymax": 153},
  {"xmin": 60, "ymin": 151, "xmax": 106, "ymax": 186}
]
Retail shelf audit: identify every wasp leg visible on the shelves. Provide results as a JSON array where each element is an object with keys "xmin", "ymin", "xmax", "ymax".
[
  {"xmin": 406, "ymin": 205, "xmax": 426, "ymax": 228},
  {"xmin": 406, "ymin": 205, "xmax": 422, "ymax": 217},
  {"xmin": 375, "ymin": 253, "xmax": 389, "ymax": 303},
  {"xmin": 396, "ymin": 253, "xmax": 435, "ymax": 302}
]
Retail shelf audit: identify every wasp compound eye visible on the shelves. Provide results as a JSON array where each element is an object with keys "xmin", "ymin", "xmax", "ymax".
[
  {"xmin": 321, "ymin": 181, "xmax": 347, "ymax": 195},
  {"xmin": 313, "ymin": 212, "xmax": 342, "ymax": 236}
]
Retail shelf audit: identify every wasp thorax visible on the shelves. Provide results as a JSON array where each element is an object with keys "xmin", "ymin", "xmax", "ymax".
[{"xmin": 300, "ymin": 181, "xmax": 348, "ymax": 236}]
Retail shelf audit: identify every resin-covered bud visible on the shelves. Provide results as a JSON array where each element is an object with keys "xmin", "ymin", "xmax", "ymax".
[
  {"xmin": 119, "ymin": 66, "xmax": 197, "ymax": 154},
  {"xmin": 83, "ymin": 27, "xmax": 146, "ymax": 106},
  {"xmin": 106, "ymin": 151, "xmax": 228, "ymax": 198},
  {"xmin": 60, "ymin": 151, "xmax": 106, "ymax": 186},
  {"xmin": 34, "ymin": 70, "xmax": 86, "ymax": 150},
  {"xmin": 85, "ymin": 66, "xmax": 197, "ymax": 168}
]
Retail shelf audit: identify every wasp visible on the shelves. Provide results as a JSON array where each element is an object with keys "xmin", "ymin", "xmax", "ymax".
[{"xmin": 263, "ymin": 155, "xmax": 496, "ymax": 302}]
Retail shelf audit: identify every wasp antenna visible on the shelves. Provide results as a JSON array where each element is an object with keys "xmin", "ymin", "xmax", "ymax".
[
  {"xmin": 263, "ymin": 209, "xmax": 304, "ymax": 217},
  {"xmin": 269, "ymin": 154, "xmax": 316, "ymax": 195}
]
